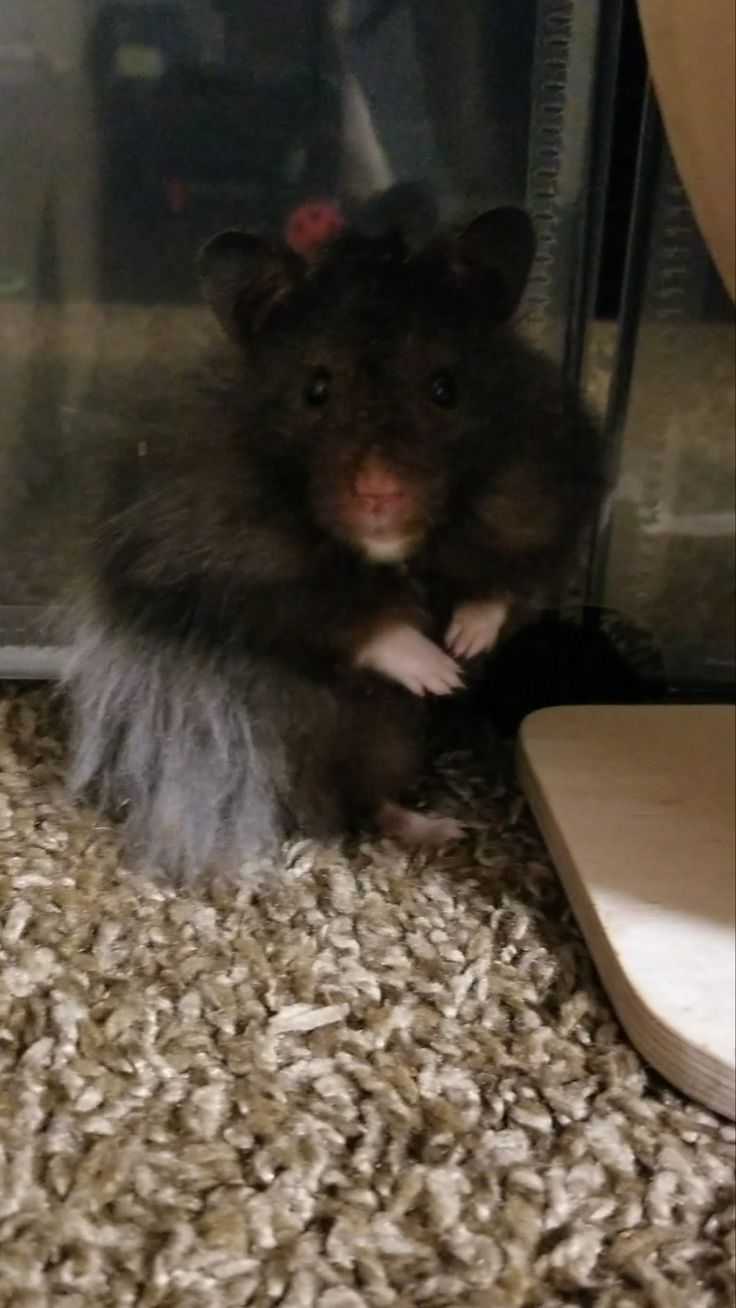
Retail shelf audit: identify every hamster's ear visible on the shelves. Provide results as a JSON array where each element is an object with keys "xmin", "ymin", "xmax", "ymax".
[
  {"xmin": 197, "ymin": 230, "xmax": 302, "ymax": 340},
  {"xmin": 454, "ymin": 207, "xmax": 536, "ymax": 320}
]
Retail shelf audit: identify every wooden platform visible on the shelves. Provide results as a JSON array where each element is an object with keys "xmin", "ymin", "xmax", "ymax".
[{"xmin": 517, "ymin": 705, "xmax": 735, "ymax": 1118}]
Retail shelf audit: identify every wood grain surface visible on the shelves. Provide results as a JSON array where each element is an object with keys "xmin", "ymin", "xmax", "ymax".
[{"xmin": 518, "ymin": 704, "xmax": 736, "ymax": 1118}]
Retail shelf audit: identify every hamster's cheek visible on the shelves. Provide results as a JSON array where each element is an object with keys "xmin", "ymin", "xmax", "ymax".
[{"xmin": 477, "ymin": 470, "xmax": 561, "ymax": 554}]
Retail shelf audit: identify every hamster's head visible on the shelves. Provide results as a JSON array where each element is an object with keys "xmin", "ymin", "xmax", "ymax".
[{"xmin": 198, "ymin": 208, "xmax": 535, "ymax": 564}]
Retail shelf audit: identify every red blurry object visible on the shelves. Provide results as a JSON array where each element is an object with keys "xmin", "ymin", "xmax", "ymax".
[
  {"xmin": 165, "ymin": 178, "xmax": 189, "ymax": 215},
  {"xmin": 285, "ymin": 200, "xmax": 344, "ymax": 256}
]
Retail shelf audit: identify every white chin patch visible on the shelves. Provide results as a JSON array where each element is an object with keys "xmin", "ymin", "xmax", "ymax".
[{"xmin": 360, "ymin": 537, "xmax": 413, "ymax": 564}]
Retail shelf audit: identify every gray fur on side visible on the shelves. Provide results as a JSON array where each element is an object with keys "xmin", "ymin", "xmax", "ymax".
[{"xmin": 62, "ymin": 614, "xmax": 290, "ymax": 882}]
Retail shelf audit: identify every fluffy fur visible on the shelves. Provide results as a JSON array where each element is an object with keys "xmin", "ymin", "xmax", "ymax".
[
  {"xmin": 63, "ymin": 616, "xmax": 283, "ymax": 879},
  {"xmin": 63, "ymin": 609, "xmax": 396, "ymax": 879},
  {"xmin": 64, "ymin": 210, "xmax": 603, "ymax": 878}
]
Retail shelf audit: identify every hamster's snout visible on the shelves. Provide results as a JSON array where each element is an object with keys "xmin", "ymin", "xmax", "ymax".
[
  {"xmin": 335, "ymin": 452, "xmax": 423, "ymax": 564},
  {"xmin": 352, "ymin": 456, "xmax": 407, "ymax": 511}
]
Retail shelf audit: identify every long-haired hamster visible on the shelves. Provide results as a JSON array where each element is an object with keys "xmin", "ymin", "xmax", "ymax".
[{"xmin": 64, "ymin": 207, "xmax": 603, "ymax": 879}]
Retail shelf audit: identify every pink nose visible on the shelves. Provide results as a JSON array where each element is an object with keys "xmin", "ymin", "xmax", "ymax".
[{"xmin": 353, "ymin": 460, "xmax": 404, "ymax": 503}]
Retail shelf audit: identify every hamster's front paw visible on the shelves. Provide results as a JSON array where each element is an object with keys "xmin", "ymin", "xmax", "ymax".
[
  {"xmin": 445, "ymin": 598, "xmax": 508, "ymax": 660},
  {"xmin": 356, "ymin": 625, "xmax": 463, "ymax": 696}
]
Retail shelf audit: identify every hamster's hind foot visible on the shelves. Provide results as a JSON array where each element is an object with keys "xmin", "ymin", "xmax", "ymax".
[{"xmin": 377, "ymin": 801, "xmax": 464, "ymax": 848}]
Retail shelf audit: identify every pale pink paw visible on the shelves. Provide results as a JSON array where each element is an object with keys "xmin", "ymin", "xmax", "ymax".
[
  {"xmin": 445, "ymin": 598, "xmax": 508, "ymax": 660},
  {"xmin": 377, "ymin": 802, "xmax": 465, "ymax": 848},
  {"xmin": 356, "ymin": 625, "xmax": 463, "ymax": 696}
]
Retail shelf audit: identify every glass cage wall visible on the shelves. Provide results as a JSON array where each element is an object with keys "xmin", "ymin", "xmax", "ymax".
[
  {"xmin": 588, "ymin": 93, "xmax": 735, "ymax": 693},
  {"xmin": 0, "ymin": 0, "xmax": 733, "ymax": 696}
]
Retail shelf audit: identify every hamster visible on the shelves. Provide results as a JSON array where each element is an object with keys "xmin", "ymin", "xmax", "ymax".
[{"xmin": 64, "ymin": 208, "xmax": 603, "ymax": 879}]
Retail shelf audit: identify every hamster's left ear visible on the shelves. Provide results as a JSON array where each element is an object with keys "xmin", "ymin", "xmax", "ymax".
[
  {"xmin": 197, "ymin": 230, "xmax": 303, "ymax": 341},
  {"xmin": 454, "ymin": 207, "xmax": 536, "ymax": 320}
]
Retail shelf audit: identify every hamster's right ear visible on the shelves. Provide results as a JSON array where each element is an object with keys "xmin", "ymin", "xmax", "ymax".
[
  {"xmin": 454, "ymin": 207, "xmax": 536, "ymax": 321},
  {"xmin": 197, "ymin": 231, "xmax": 302, "ymax": 340}
]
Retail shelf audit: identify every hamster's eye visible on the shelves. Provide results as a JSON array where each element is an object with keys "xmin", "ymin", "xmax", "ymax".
[
  {"xmin": 429, "ymin": 370, "xmax": 458, "ymax": 407},
  {"xmin": 304, "ymin": 366, "xmax": 332, "ymax": 407}
]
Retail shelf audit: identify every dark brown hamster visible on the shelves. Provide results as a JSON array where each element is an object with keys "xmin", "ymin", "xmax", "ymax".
[{"xmin": 64, "ymin": 208, "xmax": 603, "ymax": 879}]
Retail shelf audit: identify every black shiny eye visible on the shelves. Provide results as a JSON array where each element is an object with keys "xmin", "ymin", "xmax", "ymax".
[
  {"xmin": 304, "ymin": 366, "xmax": 332, "ymax": 407},
  {"xmin": 429, "ymin": 370, "xmax": 458, "ymax": 407}
]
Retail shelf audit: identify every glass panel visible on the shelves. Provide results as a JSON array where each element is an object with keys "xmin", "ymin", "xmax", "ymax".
[
  {"xmin": 592, "ymin": 99, "xmax": 735, "ymax": 689},
  {"xmin": 0, "ymin": 0, "xmax": 604, "ymax": 668}
]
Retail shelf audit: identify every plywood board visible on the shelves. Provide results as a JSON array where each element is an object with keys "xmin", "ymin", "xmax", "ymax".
[
  {"xmin": 517, "ymin": 705, "xmax": 735, "ymax": 1118},
  {"xmin": 637, "ymin": 0, "xmax": 735, "ymax": 298}
]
